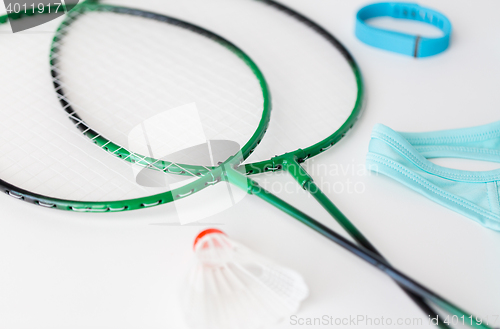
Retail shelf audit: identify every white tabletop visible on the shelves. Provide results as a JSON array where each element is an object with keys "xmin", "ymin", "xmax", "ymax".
[{"xmin": 0, "ymin": 1, "xmax": 499, "ymax": 328}]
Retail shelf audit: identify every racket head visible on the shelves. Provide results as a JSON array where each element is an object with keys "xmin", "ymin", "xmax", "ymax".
[
  {"xmin": 70, "ymin": 0, "xmax": 365, "ymax": 174},
  {"xmin": 0, "ymin": 3, "xmax": 271, "ymax": 211}
]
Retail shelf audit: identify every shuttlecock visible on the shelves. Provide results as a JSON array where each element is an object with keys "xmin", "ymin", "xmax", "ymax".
[{"xmin": 180, "ymin": 229, "xmax": 309, "ymax": 329}]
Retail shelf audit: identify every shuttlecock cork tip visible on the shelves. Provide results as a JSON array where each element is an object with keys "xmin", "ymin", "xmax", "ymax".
[{"xmin": 193, "ymin": 228, "xmax": 226, "ymax": 249}]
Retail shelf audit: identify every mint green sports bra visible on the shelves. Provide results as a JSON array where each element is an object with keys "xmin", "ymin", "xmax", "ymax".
[{"xmin": 367, "ymin": 121, "xmax": 500, "ymax": 231}]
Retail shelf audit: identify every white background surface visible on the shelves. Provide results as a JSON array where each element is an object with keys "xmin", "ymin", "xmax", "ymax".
[{"xmin": 1, "ymin": 1, "xmax": 500, "ymax": 328}]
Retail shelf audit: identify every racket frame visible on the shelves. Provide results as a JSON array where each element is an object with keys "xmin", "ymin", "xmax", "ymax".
[{"xmin": 1, "ymin": 2, "xmax": 272, "ymax": 211}]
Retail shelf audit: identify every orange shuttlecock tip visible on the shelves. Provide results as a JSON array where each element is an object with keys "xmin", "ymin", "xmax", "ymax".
[{"xmin": 193, "ymin": 228, "xmax": 226, "ymax": 249}]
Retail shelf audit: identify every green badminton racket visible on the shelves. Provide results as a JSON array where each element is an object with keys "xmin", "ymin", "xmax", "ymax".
[{"xmin": 50, "ymin": 1, "xmax": 450, "ymax": 327}]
